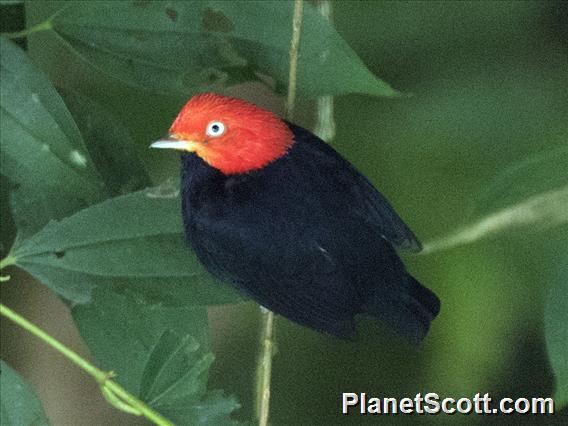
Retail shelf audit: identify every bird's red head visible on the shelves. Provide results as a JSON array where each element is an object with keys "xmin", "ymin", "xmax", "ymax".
[{"xmin": 152, "ymin": 93, "xmax": 294, "ymax": 175}]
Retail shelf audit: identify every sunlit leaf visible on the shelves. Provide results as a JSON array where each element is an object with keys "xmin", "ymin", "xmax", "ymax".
[
  {"xmin": 12, "ymin": 188, "xmax": 240, "ymax": 305},
  {"xmin": 0, "ymin": 361, "xmax": 51, "ymax": 426},
  {"xmin": 545, "ymin": 258, "xmax": 568, "ymax": 409},
  {"xmin": 0, "ymin": 37, "xmax": 106, "ymax": 239},
  {"xmin": 48, "ymin": 1, "xmax": 396, "ymax": 98}
]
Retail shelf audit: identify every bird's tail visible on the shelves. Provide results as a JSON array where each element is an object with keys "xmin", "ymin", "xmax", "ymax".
[{"xmin": 362, "ymin": 275, "xmax": 440, "ymax": 344}]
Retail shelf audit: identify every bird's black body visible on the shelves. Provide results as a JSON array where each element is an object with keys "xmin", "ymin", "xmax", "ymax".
[{"xmin": 181, "ymin": 124, "xmax": 439, "ymax": 342}]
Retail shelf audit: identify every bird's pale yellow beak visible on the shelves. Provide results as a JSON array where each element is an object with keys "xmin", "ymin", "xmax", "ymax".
[{"xmin": 150, "ymin": 135, "xmax": 200, "ymax": 151}]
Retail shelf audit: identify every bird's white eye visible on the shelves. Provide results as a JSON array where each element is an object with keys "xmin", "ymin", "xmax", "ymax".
[{"xmin": 206, "ymin": 121, "xmax": 226, "ymax": 137}]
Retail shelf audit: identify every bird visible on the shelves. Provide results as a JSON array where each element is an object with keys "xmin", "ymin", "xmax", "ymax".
[{"xmin": 151, "ymin": 93, "xmax": 440, "ymax": 343}]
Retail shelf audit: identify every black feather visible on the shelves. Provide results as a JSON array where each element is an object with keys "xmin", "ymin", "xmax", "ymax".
[{"xmin": 180, "ymin": 124, "xmax": 440, "ymax": 341}]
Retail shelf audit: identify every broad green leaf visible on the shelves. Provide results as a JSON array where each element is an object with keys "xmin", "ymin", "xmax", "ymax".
[
  {"xmin": 0, "ymin": 37, "xmax": 106, "ymax": 239},
  {"xmin": 139, "ymin": 330, "xmax": 240, "ymax": 425},
  {"xmin": 7, "ymin": 186, "xmax": 86, "ymax": 249},
  {"xmin": 0, "ymin": 361, "xmax": 51, "ymax": 426},
  {"xmin": 471, "ymin": 145, "xmax": 568, "ymax": 216},
  {"xmin": 12, "ymin": 188, "xmax": 240, "ymax": 305},
  {"xmin": 61, "ymin": 89, "xmax": 151, "ymax": 196},
  {"xmin": 72, "ymin": 288, "xmax": 209, "ymax": 394},
  {"xmin": 48, "ymin": 1, "xmax": 396, "ymax": 98},
  {"xmin": 140, "ymin": 330, "xmax": 204, "ymax": 404},
  {"xmin": 545, "ymin": 258, "xmax": 568, "ymax": 409},
  {"xmin": 72, "ymin": 290, "xmax": 239, "ymax": 424},
  {"xmin": 159, "ymin": 390, "xmax": 240, "ymax": 426}
]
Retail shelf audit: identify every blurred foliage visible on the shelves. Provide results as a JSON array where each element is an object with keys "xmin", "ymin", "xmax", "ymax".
[
  {"xmin": 471, "ymin": 146, "xmax": 568, "ymax": 217},
  {"xmin": 1, "ymin": 0, "xmax": 567, "ymax": 425},
  {"xmin": 546, "ymin": 258, "xmax": 568, "ymax": 409},
  {"xmin": 0, "ymin": 361, "xmax": 50, "ymax": 425}
]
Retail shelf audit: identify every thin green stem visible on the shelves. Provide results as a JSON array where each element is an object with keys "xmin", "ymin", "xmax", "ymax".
[
  {"xmin": 315, "ymin": 95, "xmax": 336, "ymax": 142},
  {"xmin": 284, "ymin": 0, "xmax": 304, "ymax": 120},
  {"xmin": 313, "ymin": 0, "xmax": 336, "ymax": 142},
  {"xmin": 255, "ymin": 2, "xmax": 304, "ymax": 426},
  {"xmin": 255, "ymin": 308, "xmax": 275, "ymax": 426},
  {"xmin": 0, "ymin": 255, "xmax": 16, "ymax": 270},
  {"xmin": 0, "ymin": 303, "xmax": 175, "ymax": 426},
  {"xmin": 2, "ymin": 20, "xmax": 53, "ymax": 39},
  {"xmin": 0, "ymin": 255, "xmax": 17, "ymax": 282}
]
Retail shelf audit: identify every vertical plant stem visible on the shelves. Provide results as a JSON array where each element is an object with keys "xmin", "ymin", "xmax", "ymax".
[
  {"xmin": 255, "ymin": 308, "xmax": 275, "ymax": 426},
  {"xmin": 255, "ymin": 2, "xmax": 304, "ymax": 426},
  {"xmin": 314, "ymin": 0, "xmax": 336, "ymax": 142},
  {"xmin": 284, "ymin": 0, "xmax": 304, "ymax": 121},
  {"xmin": 0, "ymin": 303, "xmax": 175, "ymax": 426},
  {"xmin": 315, "ymin": 95, "xmax": 336, "ymax": 142}
]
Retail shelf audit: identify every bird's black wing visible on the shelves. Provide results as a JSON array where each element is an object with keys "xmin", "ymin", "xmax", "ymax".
[
  {"xmin": 183, "ymin": 150, "xmax": 378, "ymax": 338},
  {"xmin": 182, "ymin": 128, "xmax": 436, "ymax": 340},
  {"xmin": 288, "ymin": 124, "xmax": 422, "ymax": 252}
]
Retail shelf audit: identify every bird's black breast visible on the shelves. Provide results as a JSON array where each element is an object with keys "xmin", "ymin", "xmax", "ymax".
[{"xmin": 179, "ymin": 124, "xmax": 438, "ymax": 340}]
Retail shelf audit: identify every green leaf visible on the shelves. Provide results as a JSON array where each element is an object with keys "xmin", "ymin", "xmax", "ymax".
[
  {"xmin": 0, "ymin": 361, "xmax": 51, "ymax": 426},
  {"xmin": 60, "ymin": 89, "xmax": 151, "ymax": 196},
  {"xmin": 72, "ymin": 288, "xmax": 209, "ymax": 394},
  {"xmin": 140, "ymin": 330, "xmax": 203, "ymax": 404},
  {"xmin": 48, "ymin": 1, "xmax": 396, "ymax": 98},
  {"xmin": 153, "ymin": 390, "xmax": 241, "ymax": 425},
  {"xmin": 0, "ymin": 37, "xmax": 106, "ymax": 239},
  {"xmin": 545, "ymin": 258, "xmax": 568, "ymax": 409},
  {"xmin": 72, "ymin": 289, "xmax": 239, "ymax": 424},
  {"xmin": 12, "ymin": 188, "xmax": 240, "ymax": 305},
  {"xmin": 471, "ymin": 145, "xmax": 568, "ymax": 217},
  {"xmin": 139, "ymin": 330, "xmax": 240, "ymax": 425}
]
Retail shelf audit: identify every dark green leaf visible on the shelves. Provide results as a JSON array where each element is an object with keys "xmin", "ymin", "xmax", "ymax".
[
  {"xmin": 0, "ymin": 361, "xmax": 51, "ymax": 426},
  {"xmin": 60, "ymin": 89, "xmax": 151, "ymax": 196},
  {"xmin": 545, "ymin": 258, "xmax": 568, "ymax": 409},
  {"xmin": 139, "ymin": 330, "xmax": 239, "ymax": 425},
  {"xmin": 72, "ymin": 290, "xmax": 239, "ymax": 424},
  {"xmin": 154, "ymin": 390, "xmax": 241, "ymax": 425},
  {"xmin": 7, "ymin": 186, "xmax": 86, "ymax": 249},
  {"xmin": 0, "ymin": 37, "xmax": 106, "ymax": 239},
  {"xmin": 71, "ymin": 288, "xmax": 209, "ymax": 394},
  {"xmin": 471, "ymin": 145, "xmax": 568, "ymax": 217},
  {"xmin": 12, "ymin": 188, "xmax": 240, "ymax": 305},
  {"xmin": 49, "ymin": 1, "xmax": 396, "ymax": 98},
  {"xmin": 0, "ymin": 1, "xmax": 25, "ymax": 46},
  {"xmin": 140, "ymin": 331, "xmax": 208, "ymax": 405}
]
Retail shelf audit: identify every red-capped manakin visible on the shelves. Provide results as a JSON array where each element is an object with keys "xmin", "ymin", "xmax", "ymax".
[{"xmin": 151, "ymin": 93, "xmax": 440, "ymax": 342}]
